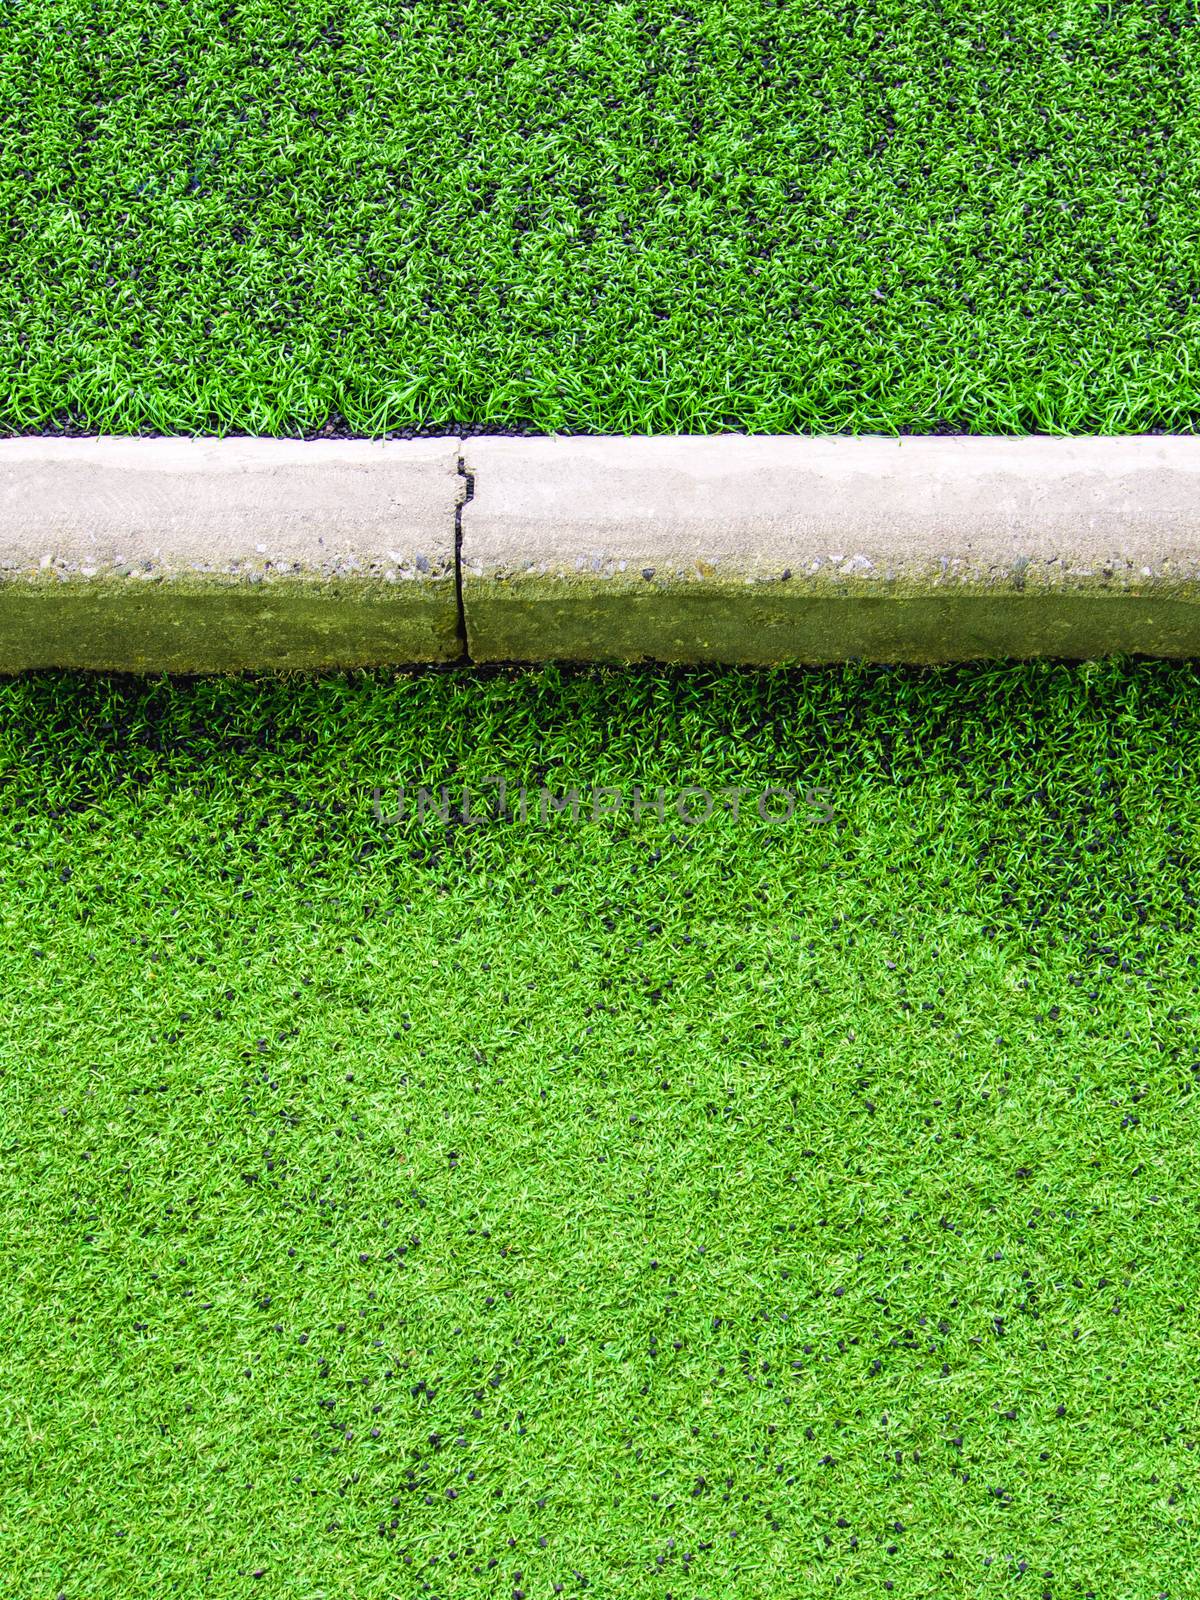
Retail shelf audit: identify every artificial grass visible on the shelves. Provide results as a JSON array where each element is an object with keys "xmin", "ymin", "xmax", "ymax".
[
  {"xmin": 3, "ymin": 659, "xmax": 1200, "ymax": 1597},
  {"xmin": 2, "ymin": 0, "xmax": 1199, "ymax": 437}
]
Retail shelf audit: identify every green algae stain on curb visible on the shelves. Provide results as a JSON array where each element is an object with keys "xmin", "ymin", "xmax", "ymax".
[
  {"xmin": 462, "ymin": 587, "xmax": 1200, "ymax": 667},
  {"xmin": 0, "ymin": 581, "xmax": 462, "ymax": 673}
]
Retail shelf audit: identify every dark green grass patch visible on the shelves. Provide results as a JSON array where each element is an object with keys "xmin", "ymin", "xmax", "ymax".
[
  {"xmin": 2, "ymin": 0, "xmax": 1200, "ymax": 436},
  {"xmin": 3, "ymin": 660, "xmax": 1200, "ymax": 1596}
]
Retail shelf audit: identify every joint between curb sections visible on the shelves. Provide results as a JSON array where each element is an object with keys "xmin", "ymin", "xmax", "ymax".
[{"xmin": 453, "ymin": 448, "xmax": 474, "ymax": 665}]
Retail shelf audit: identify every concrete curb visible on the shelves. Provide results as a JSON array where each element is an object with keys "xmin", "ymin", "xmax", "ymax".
[
  {"xmin": 4, "ymin": 433, "xmax": 1200, "ymax": 669},
  {"xmin": 0, "ymin": 437, "xmax": 462, "ymax": 671},
  {"xmin": 461, "ymin": 435, "xmax": 1200, "ymax": 664}
]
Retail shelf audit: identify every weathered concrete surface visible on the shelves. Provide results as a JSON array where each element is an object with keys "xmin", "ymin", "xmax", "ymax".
[
  {"xmin": 0, "ymin": 437, "xmax": 463, "ymax": 670},
  {"xmin": 6, "ymin": 433, "xmax": 1200, "ymax": 670},
  {"xmin": 461, "ymin": 435, "xmax": 1200, "ymax": 663}
]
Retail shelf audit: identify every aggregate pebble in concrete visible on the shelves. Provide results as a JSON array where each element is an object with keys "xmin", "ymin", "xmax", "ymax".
[
  {"xmin": 460, "ymin": 434, "xmax": 1200, "ymax": 664},
  {"xmin": 0, "ymin": 437, "xmax": 463, "ymax": 670}
]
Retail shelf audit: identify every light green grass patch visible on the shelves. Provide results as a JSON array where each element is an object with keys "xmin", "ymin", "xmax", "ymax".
[{"xmin": 2, "ymin": 660, "xmax": 1199, "ymax": 1596}]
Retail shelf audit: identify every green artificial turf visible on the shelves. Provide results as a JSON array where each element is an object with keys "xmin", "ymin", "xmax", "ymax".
[
  {"xmin": 3, "ymin": 659, "xmax": 1200, "ymax": 1597},
  {"xmin": 2, "ymin": 0, "xmax": 1199, "ymax": 436}
]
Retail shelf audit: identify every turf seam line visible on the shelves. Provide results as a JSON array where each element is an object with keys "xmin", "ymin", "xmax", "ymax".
[{"xmin": 454, "ymin": 450, "xmax": 474, "ymax": 664}]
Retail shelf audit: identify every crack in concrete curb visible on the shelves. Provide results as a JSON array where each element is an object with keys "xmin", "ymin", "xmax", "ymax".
[
  {"xmin": 453, "ymin": 449, "xmax": 474, "ymax": 664},
  {"xmin": 3, "ymin": 433, "xmax": 1200, "ymax": 670}
]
